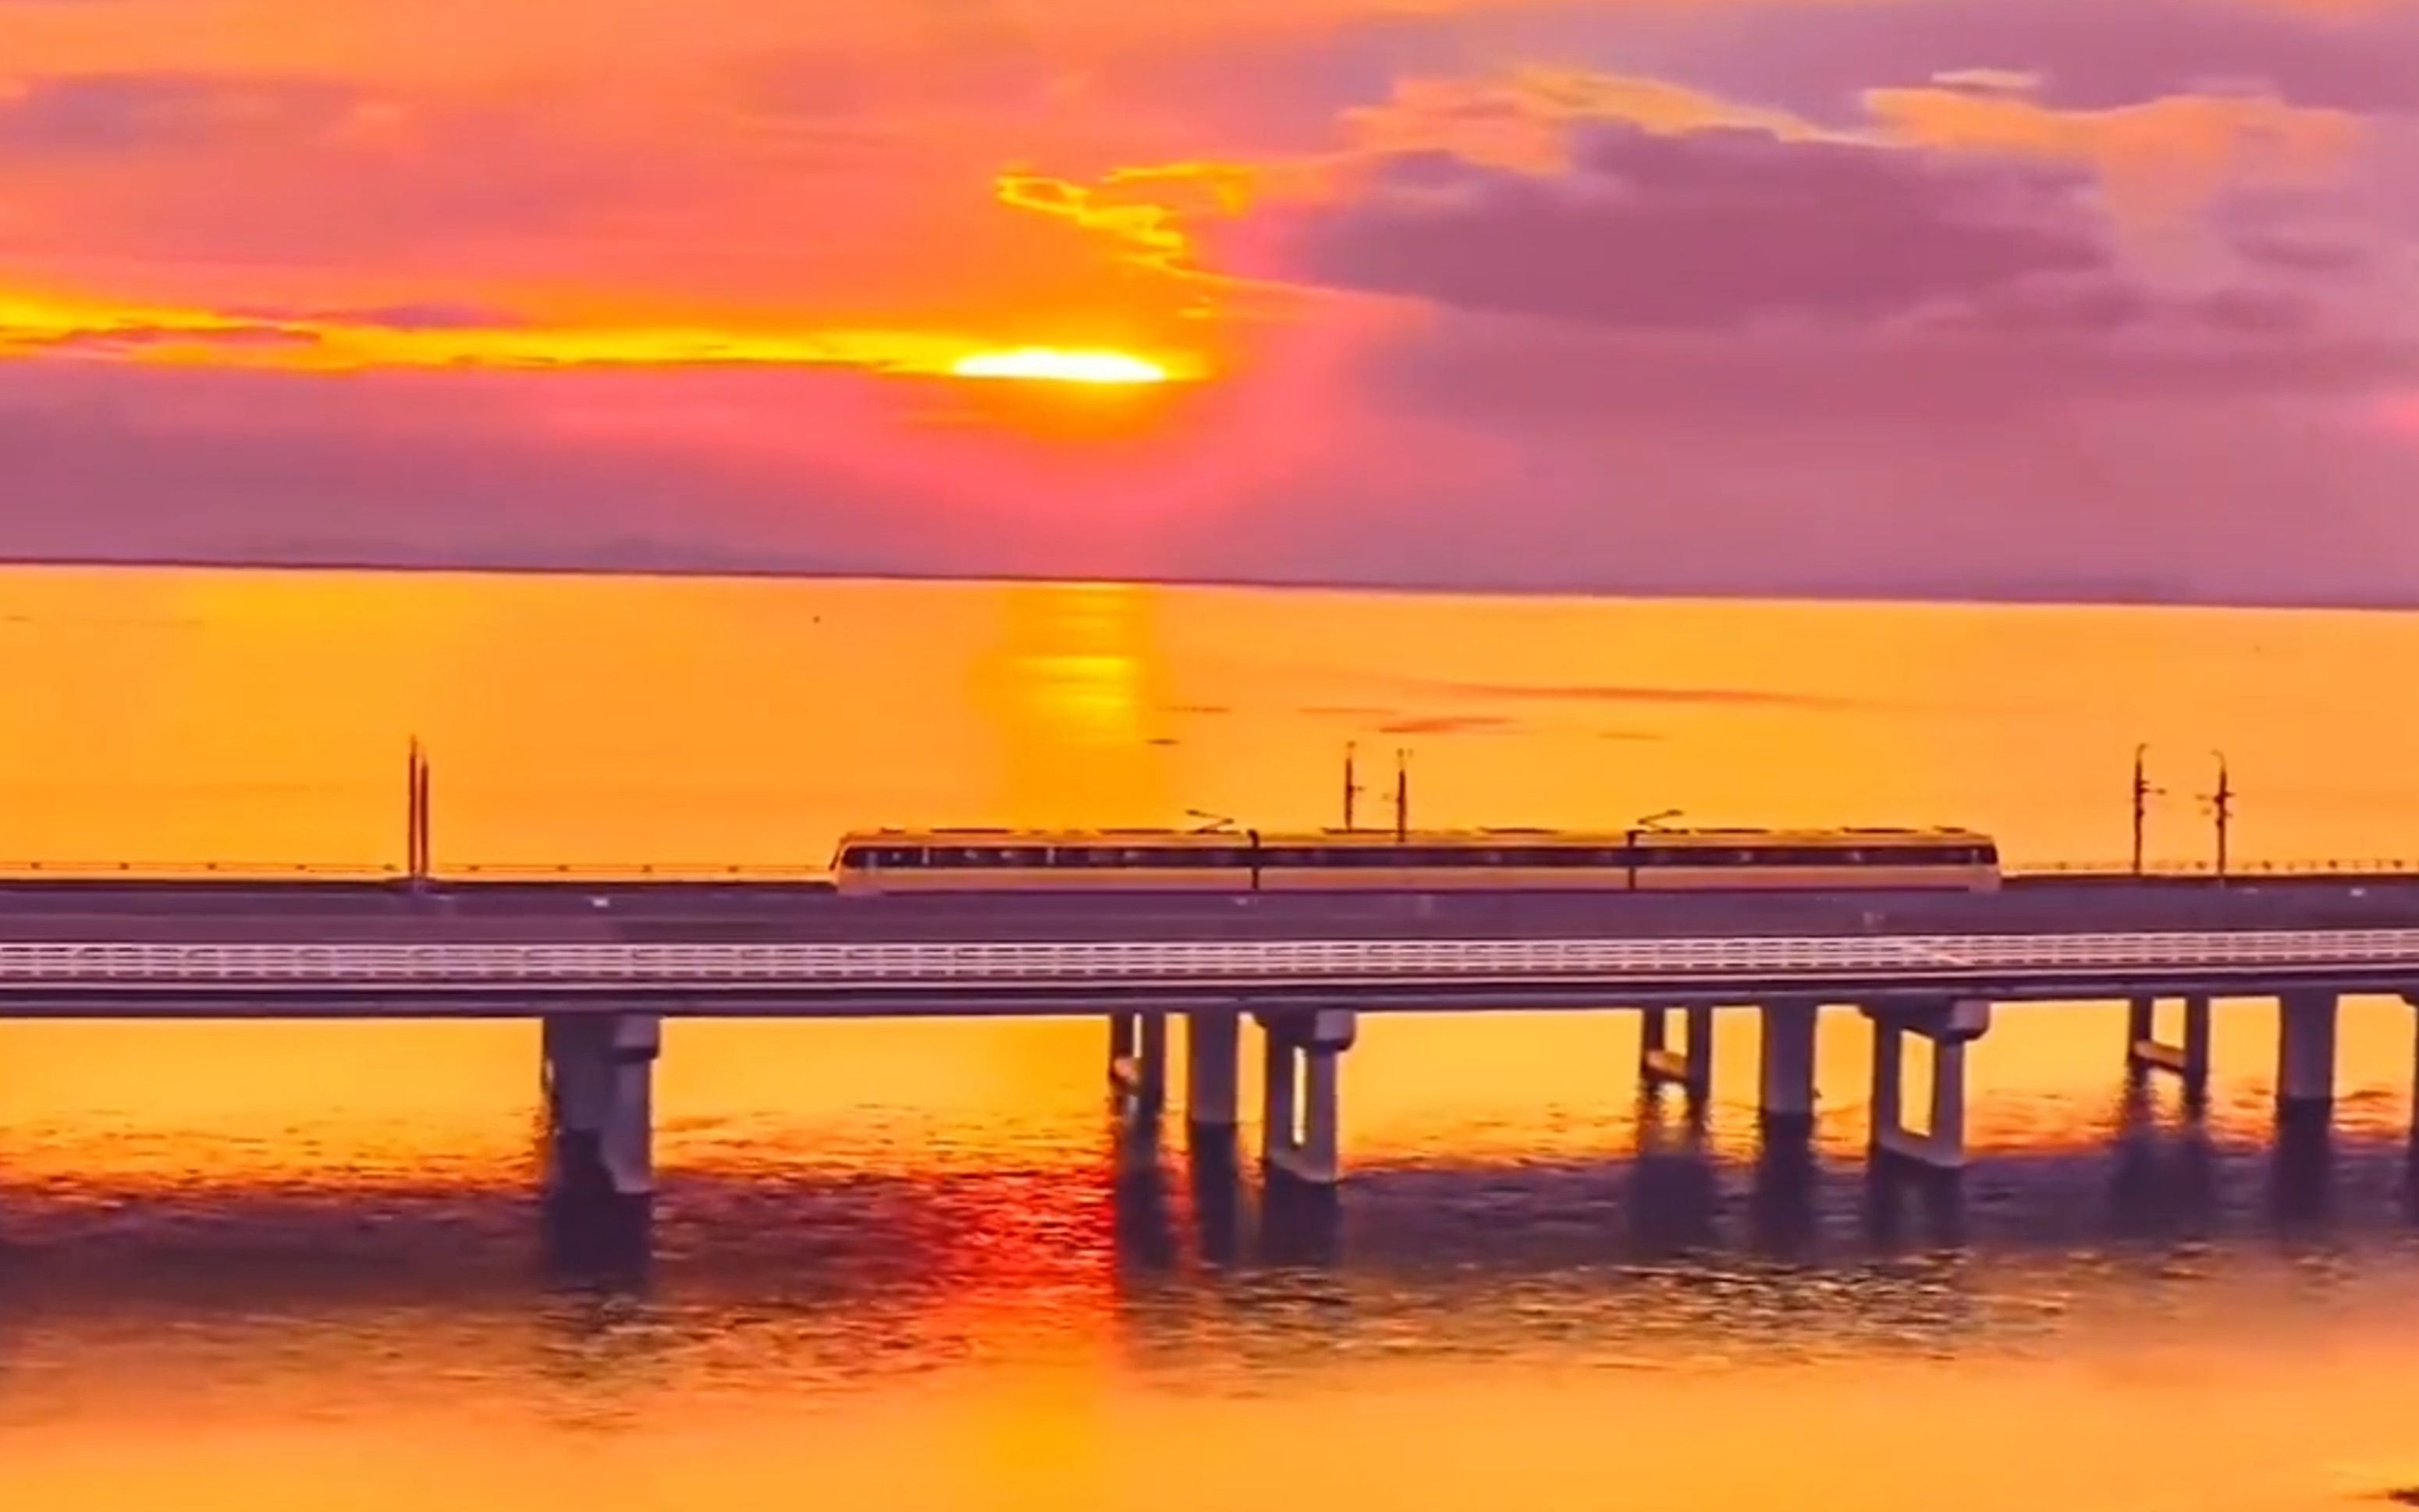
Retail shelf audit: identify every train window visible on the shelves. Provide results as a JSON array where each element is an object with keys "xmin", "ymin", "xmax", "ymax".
[
  {"xmin": 1260, "ymin": 847, "xmax": 1317, "ymax": 867},
  {"xmin": 838, "ymin": 847, "xmax": 871, "ymax": 868},
  {"xmin": 1888, "ymin": 845, "xmax": 1964, "ymax": 864},
  {"xmin": 872, "ymin": 847, "xmax": 924, "ymax": 868},
  {"xmin": 996, "ymin": 847, "xmax": 1046, "ymax": 867}
]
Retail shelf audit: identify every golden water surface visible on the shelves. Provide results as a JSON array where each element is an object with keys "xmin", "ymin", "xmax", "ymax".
[{"xmin": 5, "ymin": 565, "xmax": 2419, "ymax": 1511}]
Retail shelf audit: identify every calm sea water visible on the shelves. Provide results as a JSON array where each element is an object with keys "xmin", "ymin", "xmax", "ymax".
[{"xmin": 6, "ymin": 566, "xmax": 2419, "ymax": 1510}]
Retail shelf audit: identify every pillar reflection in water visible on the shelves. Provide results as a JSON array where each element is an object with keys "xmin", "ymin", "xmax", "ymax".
[{"xmin": 2106, "ymin": 1082, "xmax": 2218, "ymax": 1241}]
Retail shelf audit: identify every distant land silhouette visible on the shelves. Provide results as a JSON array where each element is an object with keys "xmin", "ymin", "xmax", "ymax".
[{"xmin": 7, "ymin": 548, "xmax": 2410, "ymax": 613}]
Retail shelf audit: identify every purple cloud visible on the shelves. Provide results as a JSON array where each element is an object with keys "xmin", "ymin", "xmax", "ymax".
[
  {"xmin": 1631, "ymin": 0, "xmax": 2419, "ymax": 119},
  {"xmin": 0, "ymin": 73, "xmax": 361, "ymax": 153},
  {"xmin": 1352, "ymin": 304, "xmax": 2417, "ymax": 436},
  {"xmin": 2229, "ymin": 229, "xmax": 2371, "ymax": 272},
  {"xmin": 1263, "ymin": 122, "xmax": 2112, "ymax": 330}
]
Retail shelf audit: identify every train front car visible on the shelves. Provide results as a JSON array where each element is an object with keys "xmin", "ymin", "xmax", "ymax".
[
  {"xmin": 829, "ymin": 825, "xmax": 2001, "ymax": 896},
  {"xmin": 1627, "ymin": 829, "xmax": 2001, "ymax": 893}
]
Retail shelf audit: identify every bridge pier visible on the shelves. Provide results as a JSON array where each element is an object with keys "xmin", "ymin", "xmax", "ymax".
[
  {"xmin": 1256, "ymin": 1008, "xmax": 1355, "ymax": 1186},
  {"xmin": 2126, "ymin": 994, "xmax": 2213, "ymax": 1102},
  {"xmin": 1640, "ymin": 1003, "xmax": 1714, "ymax": 1106},
  {"xmin": 541, "ymin": 1012, "xmax": 660, "ymax": 1198},
  {"xmin": 1865, "ymin": 999, "xmax": 1990, "ymax": 1172},
  {"xmin": 2277, "ymin": 991, "xmax": 2339, "ymax": 1113},
  {"xmin": 1107, "ymin": 1011, "xmax": 1167, "ymax": 1118},
  {"xmin": 2403, "ymin": 993, "xmax": 2419, "ymax": 1123},
  {"xmin": 1185, "ymin": 1008, "xmax": 1241, "ymax": 1131},
  {"xmin": 1758, "ymin": 1002, "xmax": 1820, "ymax": 1129}
]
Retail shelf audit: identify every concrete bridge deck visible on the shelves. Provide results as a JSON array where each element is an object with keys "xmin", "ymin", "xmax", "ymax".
[
  {"xmin": 2, "ymin": 871, "xmax": 2419, "ymax": 942},
  {"xmin": 6, "ymin": 870, "xmax": 2419, "ymax": 1201}
]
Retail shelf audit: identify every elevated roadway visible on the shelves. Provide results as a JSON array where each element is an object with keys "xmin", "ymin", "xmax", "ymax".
[
  {"xmin": 0, "ymin": 928, "xmax": 2416, "ymax": 1017},
  {"xmin": 1, "ymin": 871, "xmax": 2418, "ymax": 944}
]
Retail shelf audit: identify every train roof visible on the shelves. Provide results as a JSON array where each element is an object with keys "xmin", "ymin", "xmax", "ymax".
[{"xmin": 834, "ymin": 825, "xmax": 1995, "ymax": 847}]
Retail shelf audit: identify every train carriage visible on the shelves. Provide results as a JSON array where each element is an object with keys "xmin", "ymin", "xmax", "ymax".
[{"xmin": 829, "ymin": 825, "xmax": 2000, "ymax": 895}]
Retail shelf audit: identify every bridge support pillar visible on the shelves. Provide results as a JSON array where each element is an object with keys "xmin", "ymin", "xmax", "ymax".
[
  {"xmin": 1185, "ymin": 1009, "xmax": 1241, "ymax": 1130},
  {"xmin": 1256, "ymin": 1009, "xmax": 1355, "ymax": 1186},
  {"xmin": 2126, "ymin": 995, "xmax": 2213, "ymax": 1102},
  {"xmin": 1758, "ymin": 1002, "xmax": 1820, "ymax": 1128},
  {"xmin": 1108, "ymin": 1012, "xmax": 1167, "ymax": 1118},
  {"xmin": 1640, "ymin": 1004, "xmax": 1715, "ymax": 1106},
  {"xmin": 542, "ymin": 1012, "xmax": 660, "ymax": 1198},
  {"xmin": 2277, "ymin": 992, "xmax": 2339, "ymax": 1113},
  {"xmin": 2403, "ymin": 993, "xmax": 2419, "ymax": 1127},
  {"xmin": 1865, "ymin": 999, "xmax": 1989, "ymax": 1173}
]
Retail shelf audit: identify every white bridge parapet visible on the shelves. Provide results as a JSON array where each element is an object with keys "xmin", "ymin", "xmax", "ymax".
[{"xmin": 5, "ymin": 928, "xmax": 2419, "ymax": 993}]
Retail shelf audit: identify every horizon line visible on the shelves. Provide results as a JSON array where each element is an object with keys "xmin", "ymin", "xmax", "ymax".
[{"xmin": 2, "ymin": 552, "xmax": 2414, "ymax": 617}]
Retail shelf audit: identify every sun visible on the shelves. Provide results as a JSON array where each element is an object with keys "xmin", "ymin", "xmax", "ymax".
[{"xmin": 949, "ymin": 347, "xmax": 1172, "ymax": 385}]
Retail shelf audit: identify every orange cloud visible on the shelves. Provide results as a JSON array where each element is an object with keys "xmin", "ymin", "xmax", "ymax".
[
  {"xmin": 1334, "ymin": 66, "xmax": 2366, "ymax": 215},
  {"xmin": 993, "ymin": 160, "xmax": 1262, "ymax": 274},
  {"xmin": 1339, "ymin": 69, "xmax": 1819, "ymax": 174},
  {"xmin": 1865, "ymin": 86, "xmax": 2366, "ymax": 216}
]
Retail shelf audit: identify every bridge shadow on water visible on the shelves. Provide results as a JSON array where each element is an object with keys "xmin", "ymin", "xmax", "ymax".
[{"xmin": 5, "ymin": 1099, "xmax": 2419, "ymax": 1385}]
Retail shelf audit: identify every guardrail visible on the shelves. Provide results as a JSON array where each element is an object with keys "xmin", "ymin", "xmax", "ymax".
[
  {"xmin": 2018, "ymin": 859, "xmax": 2419, "ymax": 877},
  {"xmin": 0, "ymin": 861, "xmax": 830, "ymax": 881},
  {"xmin": 0, "ymin": 860, "xmax": 397, "ymax": 878},
  {"xmin": 6, "ymin": 929, "xmax": 2419, "ymax": 985},
  {"xmin": 0, "ymin": 858, "xmax": 2416, "ymax": 883},
  {"xmin": 2, "ymin": 857, "xmax": 2418, "ymax": 884}
]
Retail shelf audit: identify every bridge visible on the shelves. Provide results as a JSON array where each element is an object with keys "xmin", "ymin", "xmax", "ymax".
[
  {"xmin": 2, "ymin": 896, "xmax": 2417, "ymax": 1199},
  {"xmin": 7, "ymin": 928, "xmax": 2419, "ymax": 1011}
]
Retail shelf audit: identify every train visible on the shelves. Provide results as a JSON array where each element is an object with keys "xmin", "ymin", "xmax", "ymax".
[{"xmin": 827, "ymin": 825, "xmax": 2001, "ymax": 896}]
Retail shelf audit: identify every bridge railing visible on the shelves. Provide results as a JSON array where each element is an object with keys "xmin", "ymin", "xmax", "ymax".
[
  {"xmin": 0, "ymin": 860, "xmax": 832, "ymax": 881},
  {"xmin": 2014, "ymin": 859, "xmax": 2419, "ymax": 878},
  {"xmin": 5, "ymin": 929, "xmax": 2419, "ymax": 984},
  {"xmin": 0, "ymin": 857, "xmax": 2416, "ymax": 882}
]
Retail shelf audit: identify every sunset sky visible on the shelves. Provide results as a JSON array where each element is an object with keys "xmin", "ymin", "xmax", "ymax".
[{"xmin": 4, "ymin": 0, "xmax": 2417, "ymax": 601}]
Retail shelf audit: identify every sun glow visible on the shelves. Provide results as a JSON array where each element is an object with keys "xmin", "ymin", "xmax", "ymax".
[
  {"xmin": 949, "ymin": 348, "xmax": 1173, "ymax": 385},
  {"xmin": 0, "ymin": 289, "xmax": 1208, "ymax": 386}
]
